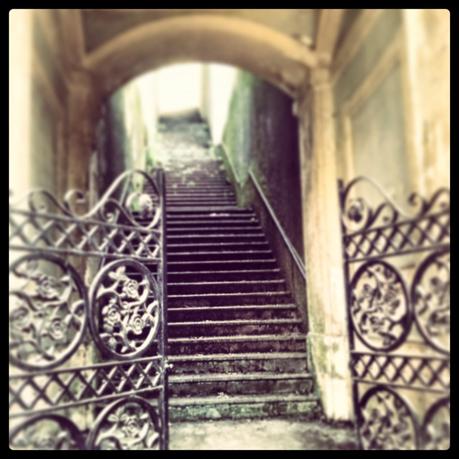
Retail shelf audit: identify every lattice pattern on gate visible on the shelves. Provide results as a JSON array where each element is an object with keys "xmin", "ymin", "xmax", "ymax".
[
  {"xmin": 9, "ymin": 169, "xmax": 169, "ymax": 450},
  {"xmin": 339, "ymin": 177, "xmax": 450, "ymax": 450}
]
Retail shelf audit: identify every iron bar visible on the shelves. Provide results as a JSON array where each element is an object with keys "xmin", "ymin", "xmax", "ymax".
[{"xmin": 9, "ymin": 169, "xmax": 169, "ymax": 450}]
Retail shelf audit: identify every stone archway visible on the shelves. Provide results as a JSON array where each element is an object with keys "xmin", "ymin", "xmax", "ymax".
[
  {"xmin": 69, "ymin": 14, "xmax": 319, "ymax": 197},
  {"xmin": 67, "ymin": 13, "xmax": 352, "ymax": 421},
  {"xmin": 84, "ymin": 15, "xmax": 318, "ymax": 100}
]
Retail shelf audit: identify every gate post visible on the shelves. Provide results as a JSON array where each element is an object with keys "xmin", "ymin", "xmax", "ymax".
[{"xmin": 296, "ymin": 68, "xmax": 353, "ymax": 420}]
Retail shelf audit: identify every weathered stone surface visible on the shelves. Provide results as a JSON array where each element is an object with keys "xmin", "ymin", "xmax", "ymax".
[{"xmin": 169, "ymin": 418, "xmax": 357, "ymax": 450}]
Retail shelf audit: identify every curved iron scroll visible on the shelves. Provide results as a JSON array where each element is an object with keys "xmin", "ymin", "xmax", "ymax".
[
  {"xmin": 339, "ymin": 177, "xmax": 450, "ymax": 450},
  {"xmin": 9, "ymin": 169, "xmax": 169, "ymax": 450}
]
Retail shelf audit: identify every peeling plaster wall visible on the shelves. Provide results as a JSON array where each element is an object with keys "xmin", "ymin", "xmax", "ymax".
[
  {"xmin": 409, "ymin": 9, "xmax": 450, "ymax": 193},
  {"xmin": 334, "ymin": 10, "xmax": 410, "ymax": 202},
  {"xmin": 334, "ymin": 9, "xmax": 449, "ymax": 201}
]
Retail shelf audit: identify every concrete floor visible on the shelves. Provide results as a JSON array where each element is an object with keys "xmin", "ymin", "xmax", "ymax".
[{"xmin": 169, "ymin": 419, "xmax": 358, "ymax": 450}]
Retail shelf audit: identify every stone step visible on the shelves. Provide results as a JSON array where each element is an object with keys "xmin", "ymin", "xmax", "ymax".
[
  {"xmin": 166, "ymin": 184, "xmax": 231, "ymax": 190},
  {"xmin": 166, "ymin": 194, "xmax": 236, "ymax": 199},
  {"xmin": 168, "ymin": 394, "xmax": 321, "ymax": 422},
  {"xmin": 166, "ymin": 214, "xmax": 259, "ymax": 228},
  {"xmin": 167, "ymin": 209, "xmax": 255, "ymax": 218},
  {"xmin": 168, "ymin": 318, "xmax": 303, "ymax": 337},
  {"xmin": 166, "ymin": 259, "xmax": 278, "ymax": 271},
  {"xmin": 166, "ymin": 193, "xmax": 236, "ymax": 199},
  {"xmin": 166, "ymin": 170, "xmax": 225, "ymax": 177},
  {"xmin": 167, "ymin": 234, "xmax": 267, "ymax": 244},
  {"xmin": 167, "ymin": 269, "xmax": 282, "ymax": 282},
  {"xmin": 168, "ymin": 371, "xmax": 314, "ymax": 397},
  {"xmin": 168, "ymin": 291, "xmax": 291, "ymax": 307},
  {"xmin": 166, "ymin": 179, "xmax": 229, "ymax": 185},
  {"xmin": 167, "ymin": 227, "xmax": 265, "ymax": 236},
  {"xmin": 168, "ymin": 333, "xmax": 307, "ymax": 354},
  {"xmin": 167, "ymin": 207, "xmax": 251, "ymax": 215},
  {"xmin": 167, "ymin": 279, "xmax": 286, "ymax": 294},
  {"xmin": 129, "ymin": 231, "xmax": 265, "ymax": 247},
  {"xmin": 166, "ymin": 172, "xmax": 225, "ymax": 178},
  {"xmin": 168, "ymin": 304, "xmax": 299, "ymax": 321},
  {"xmin": 167, "ymin": 200, "xmax": 238, "ymax": 207},
  {"xmin": 165, "ymin": 186, "xmax": 234, "ymax": 193},
  {"xmin": 168, "ymin": 241, "xmax": 269, "ymax": 253},
  {"xmin": 168, "ymin": 352, "xmax": 309, "ymax": 374},
  {"xmin": 168, "ymin": 250, "xmax": 273, "ymax": 262},
  {"xmin": 167, "ymin": 219, "xmax": 259, "ymax": 228}
]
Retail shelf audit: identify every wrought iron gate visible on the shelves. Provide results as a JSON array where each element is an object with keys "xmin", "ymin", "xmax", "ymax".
[
  {"xmin": 339, "ymin": 177, "xmax": 450, "ymax": 450},
  {"xmin": 9, "ymin": 169, "xmax": 169, "ymax": 450}
]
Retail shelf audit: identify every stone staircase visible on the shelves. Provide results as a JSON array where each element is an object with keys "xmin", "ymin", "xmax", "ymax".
[{"xmin": 144, "ymin": 115, "xmax": 321, "ymax": 421}]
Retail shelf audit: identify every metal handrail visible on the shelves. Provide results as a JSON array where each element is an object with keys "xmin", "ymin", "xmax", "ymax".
[{"xmin": 248, "ymin": 169, "xmax": 306, "ymax": 280}]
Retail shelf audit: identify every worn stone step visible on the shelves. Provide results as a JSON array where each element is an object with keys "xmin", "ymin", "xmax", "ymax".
[
  {"xmin": 167, "ymin": 209, "xmax": 255, "ymax": 218},
  {"xmin": 167, "ymin": 279, "xmax": 286, "ymax": 294},
  {"xmin": 166, "ymin": 195, "xmax": 236, "ymax": 201},
  {"xmin": 168, "ymin": 291, "xmax": 291, "ymax": 307},
  {"xmin": 166, "ymin": 171, "xmax": 225, "ymax": 177},
  {"xmin": 168, "ymin": 333, "xmax": 307, "ymax": 354},
  {"xmin": 168, "ymin": 352, "xmax": 309, "ymax": 374},
  {"xmin": 128, "ymin": 268, "xmax": 281, "ymax": 283},
  {"xmin": 166, "ymin": 214, "xmax": 259, "ymax": 228},
  {"xmin": 169, "ymin": 372, "xmax": 314, "ymax": 397},
  {"xmin": 168, "ymin": 250, "xmax": 273, "ymax": 262},
  {"xmin": 167, "ymin": 219, "xmax": 259, "ymax": 228},
  {"xmin": 167, "ymin": 207, "xmax": 252, "ymax": 216},
  {"xmin": 166, "ymin": 184, "xmax": 230, "ymax": 191},
  {"xmin": 167, "ymin": 269, "xmax": 282, "ymax": 282},
  {"xmin": 167, "ymin": 201, "xmax": 238, "ymax": 207},
  {"xmin": 166, "ymin": 259, "xmax": 278, "ymax": 271},
  {"xmin": 167, "ymin": 227, "xmax": 265, "ymax": 236},
  {"xmin": 168, "ymin": 394, "xmax": 321, "ymax": 421},
  {"xmin": 166, "ymin": 193, "xmax": 236, "ymax": 199},
  {"xmin": 167, "ymin": 193, "xmax": 236, "ymax": 199},
  {"xmin": 166, "ymin": 186, "xmax": 234, "ymax": 193},
  {"xmin": 168, "ymin": 318, "xmax": 303, "ymax": 337},
  {"xmin": 166, "ymin": 180, "xmax": 229, "ymax": 186},
  {"xmin": 167, "ymin": 234, "xmax": 267, "ymax": 244},
  {"xmin": 168, "ymin": 304, "xmax": 298, "ymax": 321},
  {"xmin": 168, "ymin": 242, "xmax": 268, "ymax": 253},
  {"xmin": 165, "ymin": 195, "xmax": 235, "ymax": 202}
]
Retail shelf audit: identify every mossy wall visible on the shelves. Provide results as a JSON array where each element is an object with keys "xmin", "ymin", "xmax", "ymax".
[{"xmin": 222, "ymin": 71, "xmax": 304, "ymax": 260}]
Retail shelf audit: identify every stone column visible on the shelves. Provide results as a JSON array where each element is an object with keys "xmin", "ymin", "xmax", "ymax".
[{"xmin": 295, "ymin": 68, "xmax": 354, "ymax": 420}]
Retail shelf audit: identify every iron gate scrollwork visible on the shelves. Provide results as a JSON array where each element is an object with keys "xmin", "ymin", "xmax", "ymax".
[
  {"xmin": 9, "ymin": 169, "xmax": 169, "ymax": 450},
  {"xmin": 339, "ymin": 177, "xmax": 450, "ymax": 450}
]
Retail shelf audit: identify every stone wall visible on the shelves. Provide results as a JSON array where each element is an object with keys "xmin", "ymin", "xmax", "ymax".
[
  {"xmin": 212, "ymin": 70, "xmax": 308, "ymax": 327},
  {"xmin": 221, "ymin": 71, "xmax": 304, "ymax": 261},
  {"xmin": 333, "ymin": 9, "xmax": 450, "ymax": 203},
  {"xmin": 95, "ymin": 75, "xmax": 158, "ymax": 196}
]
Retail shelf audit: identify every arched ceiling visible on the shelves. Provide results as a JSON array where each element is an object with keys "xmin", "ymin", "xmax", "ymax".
[
  {"xmin": 80, "ymin": 9, "xmax": 319, "ymax": 53},
  {"xmin": 82, "ymin": 14, "xmax": 320, "ymax": 99}
]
